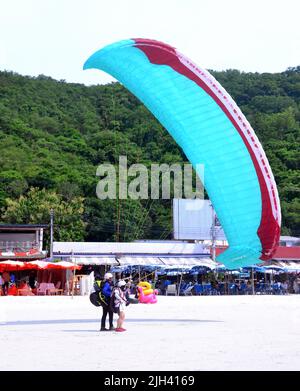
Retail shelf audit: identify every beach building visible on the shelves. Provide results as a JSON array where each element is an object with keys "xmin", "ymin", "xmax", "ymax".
[
  {"xmin": 53, "ymin": 240, "xmax": 215, "ymax": 295},
  {"xmin": 0, "ymin": 224, "xmax": 47, "ymax": 260},
  {"xmin": 53, "ymin": 237, "xmax": 300, "ymax": 295}
]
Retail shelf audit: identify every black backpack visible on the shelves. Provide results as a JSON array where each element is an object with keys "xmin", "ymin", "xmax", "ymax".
[
  {"xmin": 89, "ymin": 291, "xmax": 102, "ymax": 307},
  {"xmin": 89, "ymin": 280, "xmax": 106, "ymax": 307}
]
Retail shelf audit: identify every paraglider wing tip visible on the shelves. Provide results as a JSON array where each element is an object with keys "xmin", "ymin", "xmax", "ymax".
[
  {"xmin": 216, "ymin": 246, "xmax": 262, "ymax": 269},
  {"xmin": 82, "ymin": 38, "xmax": 176, "ymax": 72},
  {"xmin": 83, "ymin": 39, "xmax": 137, "ymax": 72},
  {"xmin": 83, "ymin": 58, "xmax": 92, "ymax": 71}
]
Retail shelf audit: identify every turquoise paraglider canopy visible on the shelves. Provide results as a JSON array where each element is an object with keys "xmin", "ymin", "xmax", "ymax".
[{"xmin": 83, "ymin": 38, "xmax": 281, "ymax": 268}]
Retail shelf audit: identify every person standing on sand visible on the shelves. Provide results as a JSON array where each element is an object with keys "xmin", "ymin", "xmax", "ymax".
[
  {"xmin": 2, "ymin": 271, "xmax": 10, "ymax": 296},
  {"xmin": 112, "ymin": 280, "xmax": 129, "ymax": 332},
  {"xmin": 95, "ymin": 272, "xmax": 115, "ymax": 331},
  {"xmin": 0, "ymin": 273, "xmax": 3, "ymax": 295}
]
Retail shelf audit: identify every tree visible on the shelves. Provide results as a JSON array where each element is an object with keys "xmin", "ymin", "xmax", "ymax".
[
  {"xmin": 1, "ymin": 187, "xmax": 86, "ymax": 248},
  {"xmin": 0, "ymin": 69, "xmax": 299, "ymax": 238}
]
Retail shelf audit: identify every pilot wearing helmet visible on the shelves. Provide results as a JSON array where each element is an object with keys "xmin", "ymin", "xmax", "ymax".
[{"xmin": 95, "ymin": 272, "xmax": 115, "ymax": 331}]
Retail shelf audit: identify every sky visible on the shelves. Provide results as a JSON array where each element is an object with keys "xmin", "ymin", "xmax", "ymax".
[{"xmin": 0, "ymin": 0, "xmax": 299, "ymax": 86}]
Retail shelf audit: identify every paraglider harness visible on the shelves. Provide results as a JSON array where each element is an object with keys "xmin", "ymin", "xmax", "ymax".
[
  {"xmin": 109, "ymin": 288, "xmax": 119, "ymax": 314},
  {"xmin": 89, "ymin": 279, "xmax": 108, "ymax": 307},
  {"xmin": 109, "ymin": 286, "xmax": 131, "ymax": 314}
]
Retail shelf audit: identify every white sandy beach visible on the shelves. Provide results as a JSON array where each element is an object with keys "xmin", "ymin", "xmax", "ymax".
[{"xmin": 0, "ymin": 295, "xmax": 299, "ymax": 371}]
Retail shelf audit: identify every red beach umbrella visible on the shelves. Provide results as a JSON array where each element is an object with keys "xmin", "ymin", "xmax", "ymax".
[
  {"xmin": 24, "ymin": 260, "xmax": 52, "ymax": 270},
  {"xmin": 47, "ymin": 261, "xmax": 81, "ymax": 270},
  {"xmin": 0, "ymin": 260, "xmax": 27, "ymax": 272}
]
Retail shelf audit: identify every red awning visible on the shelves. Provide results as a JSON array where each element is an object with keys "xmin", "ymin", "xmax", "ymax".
[{"xmin": 0, "ymin": 260, "xmax": 81, "ymax": 272}]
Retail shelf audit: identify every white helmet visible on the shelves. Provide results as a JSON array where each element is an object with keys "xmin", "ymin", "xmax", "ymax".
[
  {"xmin": 117, "ymin": 280, "xmax": 126, "ymax": 288},
  {"xmin": 104, "ymin": 272, "xmax": 113, "ymax": 280}
]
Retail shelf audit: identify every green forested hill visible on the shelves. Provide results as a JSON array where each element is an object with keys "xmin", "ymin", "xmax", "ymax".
[{"xmin": 0, "ymin": 68, "xmax": 299, "ymax": 242}]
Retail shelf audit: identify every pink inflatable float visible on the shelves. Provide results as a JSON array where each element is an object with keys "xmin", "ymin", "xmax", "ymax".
[{"xmin": 137, "ymin": 282, "xmax": 158, "ymax": 304}]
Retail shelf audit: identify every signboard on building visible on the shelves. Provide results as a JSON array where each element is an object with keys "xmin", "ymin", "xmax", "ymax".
[{"xmin": 173, "ymin": 199, "xmax": 227, "ymax": 241}]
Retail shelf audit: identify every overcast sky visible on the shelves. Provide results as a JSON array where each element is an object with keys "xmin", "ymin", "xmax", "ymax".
[{"xmin": 0, "ymin": 0, "xmax": 299, "ymax": 85}]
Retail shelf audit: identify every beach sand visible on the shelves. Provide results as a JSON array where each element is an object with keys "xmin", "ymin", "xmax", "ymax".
[{"xmin": 0, "ymin": 295, "xmax": 299, "ymax": 371}]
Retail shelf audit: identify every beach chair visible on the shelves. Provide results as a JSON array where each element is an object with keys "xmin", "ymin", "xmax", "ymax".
[
  {"xmin": 203, "ymin": 283, "xmax": 212, "ymax": 295},
  {"xmin": 193, "ymin": 284, "xmax": 203, "ymax": 296},
  {"xmin": 179, "ymin": 282, "xmax": 187, "ymax": 292},
  {"xmin": 239, "ymin": 283, "xmax": 247, "ymax": 295},
  {"xmin": 218, "ymin": 283, "xmax": 226, "ymax": 295},
  {"xmin": 46, "ymin": 283, "xmax": 57, "ymax": 295},
  {"xmin": 18, "ymin": 288, "xmax": 35, "ymax": 296},
  {"xmin": 48, "ymin": 281, "xmax": 64, "ymax": 295},
  {"xmin": 228, "ymin": 283, "xmax": 238, "ymax": 295},
  {"xmin": 166, "ymin": 284, "xmax": 177, "ymax": 296},
  {"xmin": 256, "ymin": 282, "xmax": 266, "ymax": 295},
  {"xmin": 264, "ymin": 283, "xmax": 273, "ymax": 295},
  {"xmin": 36, "ymin": 283, "xmax": 48, "ymax": 295},
  {"xmin": 272, "ymin": 283, "xmax": 282, "ymax": 295},
  {"xmin": 182, "ymin": 285, "xmax": 194, "ymax": 296}
]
